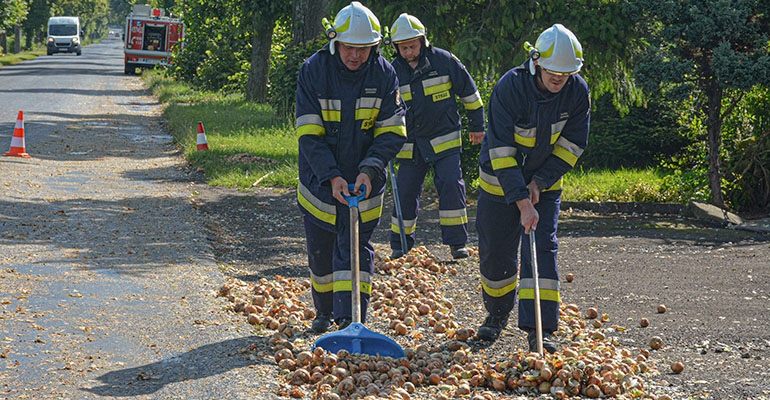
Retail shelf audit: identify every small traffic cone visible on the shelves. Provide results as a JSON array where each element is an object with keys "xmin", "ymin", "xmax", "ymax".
[
  {"xmin": 4, "ymin": 110, "xmax": 31, "ymax": 158},
  {"xmin": 196, "ymin": 121, "xmax": 210, "ymax": 151}
]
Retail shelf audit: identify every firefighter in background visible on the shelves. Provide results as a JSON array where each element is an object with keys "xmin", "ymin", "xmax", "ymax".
[
  {"xmin": 296, "ymin": 2, "xmax": 406, "ymax": 333},
  {"xmin": 387, "ymin": 13, "xmax": 485, "ymax": 260},
  {"xmin": 474, "ymin": 24, "xmax": 590, "ymax": 352}
]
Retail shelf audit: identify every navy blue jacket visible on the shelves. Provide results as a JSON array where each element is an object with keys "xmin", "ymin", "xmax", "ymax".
[
  {"xmin": 296, "ymin": 44, "xmax": 407, "ymax": 231},
  {"xmin": 392, "ymin": 45, "xmax": 484, "ymax": 162},
  {"xmin": 478, "ymin": 63, "xmax": 590, "ymax": 205}
]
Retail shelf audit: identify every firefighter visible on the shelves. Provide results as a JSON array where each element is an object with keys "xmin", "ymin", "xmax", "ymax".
[
  {"xmin": 296, "ymin": 2, "xmax": 406, "ymax": 333},
  {"xmin": 475, "ymin": 24, "xmax": 590, "ymax": 352},
  {"xmin": 387, "ymin": 13, "xmax": 485, "ymax": 260}
]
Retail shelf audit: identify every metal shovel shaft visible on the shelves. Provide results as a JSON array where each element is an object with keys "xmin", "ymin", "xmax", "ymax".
[
  {"xmin": 530, "ymin": 230, "xmax": 543, "ymax": 355},
  {"xmin": 350, "ymin": 204, "xmax": 361, "ymax": 324}
]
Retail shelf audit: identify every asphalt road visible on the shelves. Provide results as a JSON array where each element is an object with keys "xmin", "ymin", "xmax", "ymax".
[{"xmin": 0, "ymin": 41, "xmax": 273, "ymax": 399}]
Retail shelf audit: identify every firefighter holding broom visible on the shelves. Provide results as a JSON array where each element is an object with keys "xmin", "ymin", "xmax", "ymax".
[
  {"xmin": 295, "ymin": 2, "xmax": 406, "ymax": 333},
  {"xmin": 474, "ymin": 24, "xmax": 590, "ymax": 353}
]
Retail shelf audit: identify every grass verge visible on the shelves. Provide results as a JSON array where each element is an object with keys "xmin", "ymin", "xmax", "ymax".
[{"xmin": 145, "ymin": 71, "xmax": 681, "ymax": 203}]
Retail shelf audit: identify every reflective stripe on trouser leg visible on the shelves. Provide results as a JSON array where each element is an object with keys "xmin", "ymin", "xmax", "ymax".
[
  {"xmin": 476, "ymin": 192, "xmax": 520, "ymax": 316},
  {"xmin": 306, "ymin": 212, "xmax": 375, "ymax": 323},
  {"xmin": 306, "ymin": 216, "xmax": 335, "ymax": 316},
  {"xmin": 332, "ymin": 202, "xmax": 375, "ymax": 323},
  {"xmin": 518, "ymin": 190, "xmax": 561, "ymax": 333},
  {"xmin": 433, "ymin": 153, "xmax": 468, "ymax": 246},
  {"xmin": 390, "ymin": 156, "xmax": 429, "ymax": 251}
]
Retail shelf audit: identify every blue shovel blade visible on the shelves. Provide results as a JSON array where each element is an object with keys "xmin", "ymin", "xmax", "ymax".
[{"xmin": 313, "ymin": 322, "xmax": 405, "ymax": 359}]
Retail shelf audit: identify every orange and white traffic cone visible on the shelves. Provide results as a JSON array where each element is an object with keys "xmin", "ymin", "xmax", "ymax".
[
  {"xmin": 4, "ymin": 110, "xmax": 31, "ymax": 158},
  {"xmin": 196, "ymin": 121, "xmax": 210, "ymax": 151}
]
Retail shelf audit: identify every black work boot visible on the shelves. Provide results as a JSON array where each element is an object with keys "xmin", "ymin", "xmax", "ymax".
[
  {"xmin": 477, "ymin": 314, "xmax": 509, "ymax": 341},
  {"xmin": 311, "ymin": 313, "xmax": 333, "ymax": 333},
  {"xmin": 450, "ymin": 245, "xmax": 470, "ymax": 259},
  {"xmin": 336, "ymin": 318, "xmax": 352, "ymax": 330},
  {"xmin": 391, "ymin": 249, "xmax": 404, "ymax": 259},
  {"xmin": 526, "ymin": 328, "xmax": 558, "ymax": 354}
]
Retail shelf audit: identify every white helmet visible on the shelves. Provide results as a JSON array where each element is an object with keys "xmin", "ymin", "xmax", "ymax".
[
  {"xmin": 329, "ymin": 2, "xmax": 382, "ymax": 55},
  {"xmin": 390, "ymin": 13, "xmax": 430, "ymax": 47},
  {"xmin": 528, "ymin": 24, "xmax": 583, "ymax": 75}
]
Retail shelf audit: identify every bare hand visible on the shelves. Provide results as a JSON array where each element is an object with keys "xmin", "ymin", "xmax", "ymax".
[
  {"xmin": 516, "ymin": 198, "xmax": 539, "ymax": 234},
  {"xmin": 353, "ymin": 172, "xmax": 371, "ymax": 198},
  {"xmin": 331, "ymin": 176, "xmax": 350, "ymax": 205},
  {"xmin": 527, "ymin": 180, "xmax": 541, "ymax": 205},
  {"xmin": 469, "ymin": 131, "xmax": 485, "ymax": 145}
]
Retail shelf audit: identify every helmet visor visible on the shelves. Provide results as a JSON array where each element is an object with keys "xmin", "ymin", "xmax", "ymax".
[{"xmin": 540, "ymin": 66, "xmax": 579, "ymax": 76}]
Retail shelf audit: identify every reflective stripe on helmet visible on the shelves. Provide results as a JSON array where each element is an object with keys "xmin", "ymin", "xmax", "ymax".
[
  {"xmin": 329, "ymin": 2, "xmax": 382, "ymax": 55},
  {"xmin": 390, "ymin": 13, "xmax": 430, "ymax": 47},
  {"xmin": 529, "ymin": 24, "xmax": 583, "ymax": 75}
]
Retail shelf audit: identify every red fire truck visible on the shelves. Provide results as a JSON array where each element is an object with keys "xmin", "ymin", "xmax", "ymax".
[{"xmin": 124, "ymin": 4, "xmax": 184, "ymax": 75}]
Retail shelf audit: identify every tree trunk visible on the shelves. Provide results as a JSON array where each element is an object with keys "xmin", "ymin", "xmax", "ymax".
[
  {"xmin": 705, "ymin": 79, "xmax": 725, "ymax": 208},
  {"xmin": 292, "ymin": 0, "xmax": 329, "ymax": 46},
  {"xmin": 1, "ymin": 31, "xmax": 7, "ymax": 55},
  {"xmin": 15, "ymin": 25, "xmax": 21, "ymax": 53},
  {"xmin": 245, "ymin": 16, "xmax": 277, "ymax": 102}
]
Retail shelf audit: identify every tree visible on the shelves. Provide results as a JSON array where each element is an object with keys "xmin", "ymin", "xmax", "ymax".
[
  {"xmin": 631, "ymin": 0, "xmax": 770, "ymax": 208},
  {"xmin": 292, "ymin": 0, "xmax": 329, "ymax": 46},
  {"xmin": 0, "ymin": 0, "xmax": 28, "ymax": 54},
  {"xmin": 244, "ymin": 1, "xmax": 291, "ymax": 102}
]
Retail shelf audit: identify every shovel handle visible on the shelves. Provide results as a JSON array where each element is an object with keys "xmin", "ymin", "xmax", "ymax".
[
  {"xmin": 345, "ymin": 184, "xmax": 366, "ymax": 324},
  {"xmin": 530, "ymin": 230, "xmax": 543, "ymax": 355}
]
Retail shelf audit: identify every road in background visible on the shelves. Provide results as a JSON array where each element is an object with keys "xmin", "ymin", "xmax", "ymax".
[{"xmin": 0, "ymin": 41, "xmax": 273, "ymax": 399}]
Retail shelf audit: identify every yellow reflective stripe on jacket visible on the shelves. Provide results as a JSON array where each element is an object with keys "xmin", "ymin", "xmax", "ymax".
[
  {"xmin": 358, "ymin": 193, "xmax": 384, "ymax": 223},
  {"xmin": 391, "ymin": 216, "xmax": 417, "ymax": 235},
  {"xmin": 396, "ymin": 142, "xmax": 414, "ymax": 159},
  {"xmin": 518, "ymin": 277, "xmax": 561, "ymax": 302},
  {"xmin": 514, "ymin": 125, "xmax": 536, "ymax": 147},
  {"xmin": 430, "ymin": 130, "xmax": 461, "ymax": 154},
  {"xmin": 481, "ymin": 275, "xmax": 518, "ymax": 298},
  {"xmin": 399, "ymin": 84, "xmax": 412, "ymax": 102},
  {"xmin": 298, "ymin": 182, "xmax": 336, "ymax": 225},
  {"xmin": 422, "ymin": 75, "xmax": 452, "ymax": 95},
  {"xmin": 374, "ymin": 113, "xmax": 406, "ymax": 138},
  {"xmin": 460, "ymin": 91, "xmax": 483, "ymax": 111},
  {"xmin": 489, "ymin": 146, "xmax": 518, "ymax": 170},
  {"xmin": 311, "ymin": 272, "xmax": 334, "ymax": 293},
  {"xmin": 296, "ymin": 114, "xmax": 326, "ymax": 137},
  {"xmin": 439, "ymin": 208, "xmax": 467, "ymax": 226},
  {"xmin": 479, "ymin": 169, "xmax": 504, "ymax": 196},
  {"xmin": 550, "ymin": 120, "xmax": 567, "ymax": 143},
  {"xmin": 318, "ymin": 98, "xmax": 342, "ymax": 122},
  {"xmin": 355, "ymin": 97, "xmax": 382, "ymax": 121},
  {"xmin": 553, "ymin": 136, "xmax": 583, "ymax": 167}
]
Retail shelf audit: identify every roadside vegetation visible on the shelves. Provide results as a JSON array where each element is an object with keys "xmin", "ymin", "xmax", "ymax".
[{"xmin": 145, "ymin": 71, "xmax": 682, "ymax": 204}]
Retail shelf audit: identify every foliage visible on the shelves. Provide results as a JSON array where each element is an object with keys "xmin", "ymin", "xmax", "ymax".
[
  {"xmin": 630, "ymin": 0, "xmax": 770, "ymax": 208},
  {"xmin": 0, "ymin": 0, "xmax": 28, "ymax": 31},
  {"xmin": 721, "ymin": 86, "xmax": 770, "ymax": 214},
  {"xmin": 581, "ymin": 95, "xmax": 689, "ymax": 169},
  {"xmin": 269, "ymin": 33, "xmax": 326, "ymax": 119}
]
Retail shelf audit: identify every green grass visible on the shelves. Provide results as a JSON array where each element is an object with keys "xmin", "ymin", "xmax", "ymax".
[
  {"xmin": 563, "ymin": 167, "xmax": 679, "ymax": 203},
  {"xmin": 0, "ymin": 48, "xmax": 46, "ymax": 66},
  {"xmin": 145, "ymin": 71, "xmax": 684, "ymax": 203}
]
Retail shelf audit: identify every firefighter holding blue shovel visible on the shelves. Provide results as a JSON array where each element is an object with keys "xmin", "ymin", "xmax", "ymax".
[{"xmin": 296, "ymin": 2, "xmax": 406, "ymax": 356}]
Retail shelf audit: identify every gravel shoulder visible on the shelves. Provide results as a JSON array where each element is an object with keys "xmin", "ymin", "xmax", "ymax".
[{"xmin": 198, "ymin": 183, "xmax": 770, "ymax": 399}]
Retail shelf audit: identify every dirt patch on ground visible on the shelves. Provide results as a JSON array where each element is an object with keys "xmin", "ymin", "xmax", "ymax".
[{"xmin": 196, "ymin": 180, "xmax": 770, "ymax": 399}]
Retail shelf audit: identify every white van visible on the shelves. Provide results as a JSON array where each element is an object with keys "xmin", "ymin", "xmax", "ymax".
[{"xmin": 47, "ymin": 16, "xmax": 83, "ymax": 56}]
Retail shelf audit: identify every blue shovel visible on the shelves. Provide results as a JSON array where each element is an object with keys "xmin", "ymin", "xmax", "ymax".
[{"xmin": 313, "ymin": 184, "xmax": 406, "ymax": 358}]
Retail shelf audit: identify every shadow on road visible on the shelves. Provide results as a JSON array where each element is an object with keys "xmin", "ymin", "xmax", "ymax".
[{"xmin": 82, "ymin": 336, "xmax": 264, "ymax": 397}]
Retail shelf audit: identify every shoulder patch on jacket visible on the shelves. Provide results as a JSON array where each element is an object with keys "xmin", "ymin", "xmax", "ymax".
[{"xmin": 365, "ymin": 88, "xmax": 377, "ymax": 95}]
